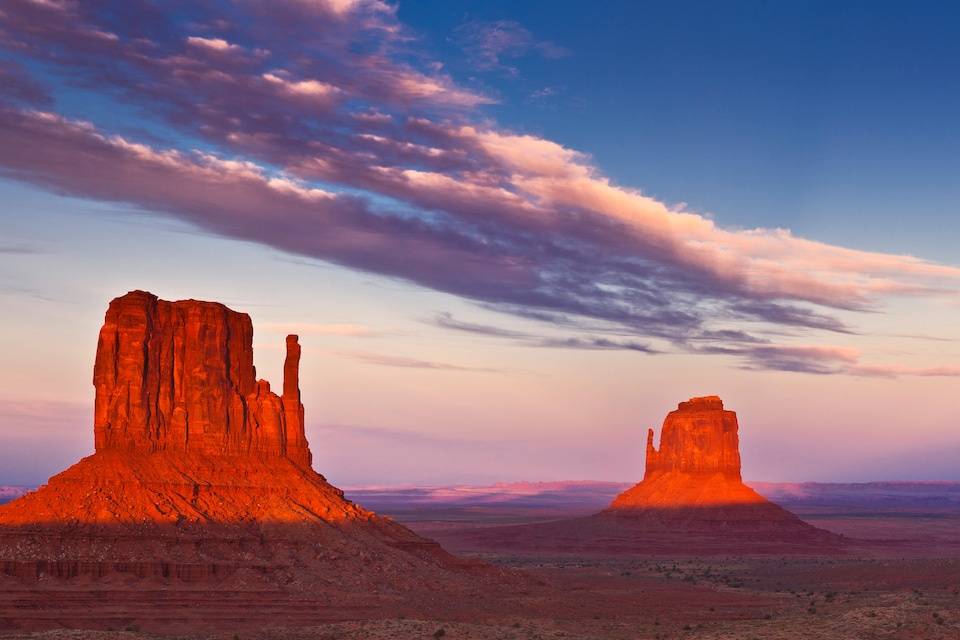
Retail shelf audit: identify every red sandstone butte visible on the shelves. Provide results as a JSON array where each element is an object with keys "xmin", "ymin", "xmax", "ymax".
[
  {"xmin": 603, "ymin": 396, "xmax": 841, "ymax": 544},
  {"xmin": 608, "ymin": 395, "xmax": 764, "ymax": 510},
  {"xmin": 436, "ymin": 396, "xmax": 842, "ymax": 555},
  {"xmin": 92, "ymin": 290, "xmax": 311, "ymax": 466},
  {"xmin": 0, "ymin": 291, "xmax": 488, "ymax": 596}
]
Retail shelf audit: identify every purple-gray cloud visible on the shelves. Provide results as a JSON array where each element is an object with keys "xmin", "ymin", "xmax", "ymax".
[
  {"xmin": 0, "ymin": 60, "xmax": 51, "ymax": 106},
  {"xmin": 0, "ymin": 0, "xmax": 957, "ymax": 376},
  {"xmin": 431, "ymin": 312, "xmax": 532, "ymax": 339},
  {"xmin": 734, "ymin": 344, "xmax": 960, "ymax": 378},
  {"xmin": 430, "ymin": 312, "xmax": 658, "ymax": 353}
]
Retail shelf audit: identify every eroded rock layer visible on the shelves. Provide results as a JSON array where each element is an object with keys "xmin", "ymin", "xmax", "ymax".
[
  {"xmin": 93, "ymin": 290, "xmax": 310, "ymax": 466},
  {"xmin": 0, "ymin": 291, "xmax": 499, "ymax": 613}
]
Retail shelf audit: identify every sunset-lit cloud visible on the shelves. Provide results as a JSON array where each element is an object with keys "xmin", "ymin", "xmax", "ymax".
[
  {"xmin": 0, "ymin": 0, "xmax": 958, "ymax": 378},
  {"xmin": 186, "ymin": 36, "xmax": 242, "ymax": 52}
]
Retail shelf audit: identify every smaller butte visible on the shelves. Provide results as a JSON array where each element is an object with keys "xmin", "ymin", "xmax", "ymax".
[
  {"xmin": 440, "ymin": 396, "xmax": 843, "ymax": 555},
  {"xmin": 608, "ymin": 395, "xmax": 772, "ymax": 511},
  {"xmin": 601, "ymin": 396, "xmax": 842, "ymax": 545}
]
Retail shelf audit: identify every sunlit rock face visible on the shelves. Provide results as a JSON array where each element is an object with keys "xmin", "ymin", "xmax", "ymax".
[
  {"xmin": 608, "ymin": 396, "xmax": 830, "ymax": 522},
  {"xmin": 0, "ymin": 293, "xmax": 365, "ymax": 529},
  {"xmin": 609, "ymin": 395, "xmax": 767, "ymax": 510},
  {"xmin": 643, "ymin": 396, "xmax": 741, "ymax": 480},
  {"xmin": 432, "ymin": 396, "xmax": 843, "ymax": 555},
  {"xmin": 93, "ymin": 290, "xmax": 310, "ymax": 467},
  {"xmin": 0, "ymin": 292, "xmax": 477, "ymax": 590}
]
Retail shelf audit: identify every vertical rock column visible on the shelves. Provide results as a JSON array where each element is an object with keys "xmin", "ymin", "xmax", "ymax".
[
  {"xmin": 91, "ymin": 291, "xmax": 315, "ymax": 466},
  {"xmin": 643, "ymin": 428, "xmax": 659, "ymax": 480},
  {"xmin": 282, "ymin": 334, "xmax": 312, "ymax": 468}
]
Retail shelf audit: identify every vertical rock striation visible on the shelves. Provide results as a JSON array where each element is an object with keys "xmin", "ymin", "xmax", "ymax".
[
  {"xmin": 0, "ymin": 291, "xmax": 477, "ymax": 595},
  {"xmin": 643, "ymin": 395, "xmax": 741, "ymax": 480},
  {"xmin": 92, "ymin": 290, "xmax": 310, "ymax": 465}
]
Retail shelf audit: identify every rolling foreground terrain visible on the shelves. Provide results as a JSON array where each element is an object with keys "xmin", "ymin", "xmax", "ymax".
[{"xmin": 2, "ymin": 480, "xmax": 960, "ymax": 638}]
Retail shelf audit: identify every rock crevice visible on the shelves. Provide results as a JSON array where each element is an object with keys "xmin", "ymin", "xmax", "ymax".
[{"xmin": 92, "ymin": 290, "xmax": 311, "ymax": 467}]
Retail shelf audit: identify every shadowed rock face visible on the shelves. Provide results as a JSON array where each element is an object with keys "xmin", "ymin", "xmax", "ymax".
[{"xmin": 93, "ymin": 290, "xmax": 311, "ymax": 467}]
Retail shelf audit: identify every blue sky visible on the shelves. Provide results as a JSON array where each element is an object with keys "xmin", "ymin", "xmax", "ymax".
[
  {"xmin": 400, "ymin": 0, "xmax": 960, "ymax": 258},
  {"xmin": 0, "ymin": 0, "xmax": 958, "ymax": 486}
]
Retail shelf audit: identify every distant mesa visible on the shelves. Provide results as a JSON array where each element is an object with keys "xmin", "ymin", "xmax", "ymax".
[
  {"xmin": 600, "ymin": 395, "xmax": 841, "ymax": 545},
  {"xmin": 436, "ymin": 396, "xmax": 843, "ymax": 555},
  {"xmin": 608, "ymin": 395, "xmax": 772, "ymax": 512},
  {"xmin": 0, "ymin": 291, "xmax": 490, "ymax": 598}
]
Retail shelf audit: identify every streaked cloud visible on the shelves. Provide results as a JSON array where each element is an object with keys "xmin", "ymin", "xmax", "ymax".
[
  {"xmin": 257, "ymin": 322, "xmax": 385, "ymax": 337},
  {"xmin": 0, "ymin": 242, "xmax": 43, "ymax": 254},
  {"xmin": 0, "ymin": 0, "xmax": 957, "ymax": 376},
  {"xmin": 737, "ymin": 344, "xmax": 960, "ymax": 378},
  {"xmin": 334, "ymin": 350, "xmax": 504, "ymax": 373},
  {"xmin": 431, "ymin": 311, "xmax": 531, "ymax": 339},
  {"xmin": 430, "ymin": 312, "xmax": 657, "ymax": 353}
]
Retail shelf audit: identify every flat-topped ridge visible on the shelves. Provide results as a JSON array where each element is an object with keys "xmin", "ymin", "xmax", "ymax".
[{"xmin": 677, "ymin": 395, "xmax": 724, "ymax": 411}]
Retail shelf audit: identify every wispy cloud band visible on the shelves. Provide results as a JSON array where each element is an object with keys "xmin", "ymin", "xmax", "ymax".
[{"xmin": 0, "ymin": 0, "xmax": 957, "ymax": 375}]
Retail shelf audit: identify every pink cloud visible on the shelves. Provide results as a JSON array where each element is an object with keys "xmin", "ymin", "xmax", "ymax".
[
  {"xmin": 0, "ymin": 0, "xmax": 958, "ymax": 376},
  {"xmin": 186, "ymin": 36, "xmax": 241, "ymax": 52}
]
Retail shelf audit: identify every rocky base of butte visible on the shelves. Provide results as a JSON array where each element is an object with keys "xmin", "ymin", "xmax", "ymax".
[
  {"xmin": 602, "ymin": 396, "xmax": 838, "ymax": 534},
  {"xmin": 443, "ymin": 397, "xmax": 843, "ymax": 555},
  {"xmin": 0, "ymin": 292, "xmax": 498, "ymax": 598}
]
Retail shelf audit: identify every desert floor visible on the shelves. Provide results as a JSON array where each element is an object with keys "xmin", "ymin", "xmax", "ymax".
[{"xmin": 2, "ymin": 486, "xmax": 960, "ymax": 639}]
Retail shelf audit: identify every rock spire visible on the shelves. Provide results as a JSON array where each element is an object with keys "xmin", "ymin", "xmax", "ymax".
[{"xmin": 92, "ymin": 290, "xmax": 311, "ymax": 466}]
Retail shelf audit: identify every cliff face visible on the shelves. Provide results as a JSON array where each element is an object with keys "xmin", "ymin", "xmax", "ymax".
[
  {"xmin": 610, "ymin": 396, "xmax": 808, "ymax": 513},
  {"xmin": 0, "ymin": 291, "xmax": 482, "ymax": 594},
  {"xmin": 643, "ymin": 395, "xmax": 741, "ymax": 480},
  {"xmin": 92, "ymin": 290, "xmax": 310, "ymax": 467},
  {"xmin": 599, "ymin": 395, "xmax": 842, "ymax": 548}
]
